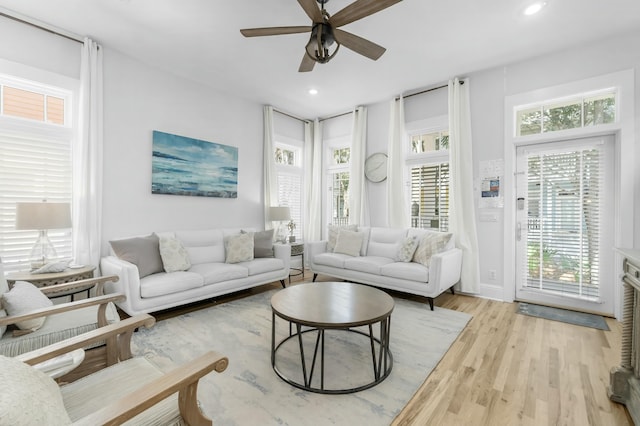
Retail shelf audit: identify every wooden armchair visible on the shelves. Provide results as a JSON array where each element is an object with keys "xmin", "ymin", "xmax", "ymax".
[
  {"xmin": 0, "ymin": 266, "xmax": 125, "ymax": 360},
  {"xmin": 1, "ymin": 314, "xmax": 229, "ymax": 425}
]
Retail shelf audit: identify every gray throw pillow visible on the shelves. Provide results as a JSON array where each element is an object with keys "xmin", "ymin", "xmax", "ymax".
[
  {"xmin": 252, "ymin": 229, "xmax": 274, "ymax": 258},
  {"xmin": 110, "ymin": 233, "xmax": 164, "ymax": 278}
]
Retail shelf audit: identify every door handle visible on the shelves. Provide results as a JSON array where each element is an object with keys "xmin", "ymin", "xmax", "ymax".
[{"xmin": 516, "ymin": 222, "xmax": 522, "ymax": 241}]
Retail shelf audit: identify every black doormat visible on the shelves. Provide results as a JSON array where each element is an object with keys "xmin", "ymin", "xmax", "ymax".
[{"xmin": 517, "ymin": 302, "xmax": 610, "ymax": 330}]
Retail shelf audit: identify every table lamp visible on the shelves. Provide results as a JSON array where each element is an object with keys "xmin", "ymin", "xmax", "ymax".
[
  {"xmin": 15, "ymin": 201, "xmax": 71, "ymax": 269},
  {"xmin": 269, "ymin": 206, "xmax": 290, "ymax": 243}
]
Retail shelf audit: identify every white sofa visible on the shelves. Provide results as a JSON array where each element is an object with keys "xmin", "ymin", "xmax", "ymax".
[
  {"xmin": 308, "ymin": 227, "xmax": 462, "ymax": 310},
  {"xmin": 100, "ymin": 228, "xmax": 290, "ymax": 316}
]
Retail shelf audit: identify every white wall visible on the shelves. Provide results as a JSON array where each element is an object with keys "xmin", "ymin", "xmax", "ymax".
[
  {"xmin": 101, "ymin": 49, "xmax": 264, "ymax": 250},
  {"xmin": 324, "ymin": 29, "xmax": 640, "ymax": 301}
]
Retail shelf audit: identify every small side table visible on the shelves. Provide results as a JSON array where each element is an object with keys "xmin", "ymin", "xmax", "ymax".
[
  {"xmin": 7, "ymin": 265, "xmax": 96, "ymax": 300},
  {"xmin": 289, "ymin": 242, "xmax": 304, "ymax": 284}
]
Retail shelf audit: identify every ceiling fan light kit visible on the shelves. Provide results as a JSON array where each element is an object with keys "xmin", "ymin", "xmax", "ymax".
[{"xmin": 240, "ymin": 0, "xmax": 402, "ymax": 72}]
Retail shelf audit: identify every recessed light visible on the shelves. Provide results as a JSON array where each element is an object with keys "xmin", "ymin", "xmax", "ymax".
[
  {"xmin": 524, "ymin": 1, "xmax": 546, "ymax": 15},
  {"xmin": 308, "ymin": 88, "xmax": 318, "ymax": 95}
]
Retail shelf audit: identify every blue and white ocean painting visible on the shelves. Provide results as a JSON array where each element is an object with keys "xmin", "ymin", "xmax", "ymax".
[{"xmin": 152, "ymin": 130, "xmax": 238, "ymax": 198}]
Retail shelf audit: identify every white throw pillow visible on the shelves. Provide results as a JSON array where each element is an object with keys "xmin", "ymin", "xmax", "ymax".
[
  {"xmin": 159, "ymin": 236, "xmax": 191, "ymax": 273},
  {"xmin": 225, "ymin": 233, "xmax": 254, "ymax": 264},
  {"xmin": 412, "ymin": 232, "xmax": 453, "ymax": 266},
  {"xmin": 395, "ymin": 236, "xmax": 420, "ymax": 262},
  {"xmin": 333, "ymin": 230, "xmax": 364, "ymax": 257},
  {"xmin": 0, "ymin": 355, "xmax": 72, "ymax": 425},
  {"xmin": 1, "ymin": 281, "xmax": 53, "ymax": 331},
  {"xmin": 327, "ymin": 224, "xmax": 358, "ymax": 252}
]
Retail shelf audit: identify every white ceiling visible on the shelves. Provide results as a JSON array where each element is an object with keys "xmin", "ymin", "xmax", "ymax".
[{"xmin": 1, "ymin": 0, "xmax": 639, "ymax": 118}]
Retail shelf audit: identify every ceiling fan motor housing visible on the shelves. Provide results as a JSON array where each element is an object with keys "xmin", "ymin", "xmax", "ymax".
[{"xmin": 306, "ymin": 22, "xmax": 338, "ymax": 63}]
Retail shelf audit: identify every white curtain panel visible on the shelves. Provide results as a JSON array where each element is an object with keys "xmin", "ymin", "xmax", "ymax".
[
  {"xmin": 304, "ymin": 119, "xmax": 323, "ymax": 242},
  {"xmin": 73, "ymin": 38, "xmax": 103, "ymax": 267},
  {"xmin": 448, "ymin": 78, "xmax": 480, "ymax": 293},
  {"xmin": 263, "ymin": 106, "xmax": 279, "ymax": 230},
  {"xmin": 349, "ymin": 106, "xmax": 370, "ymax": 226},
  {"xmin": 387, "ymin": 97, "xmax": 409, "ymax": 228}
]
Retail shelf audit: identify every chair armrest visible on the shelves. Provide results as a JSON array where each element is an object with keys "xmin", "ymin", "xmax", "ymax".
[
  {"xmin": 100, "ymin": 256, "xmax": 140, "ymax": 302},
  {"xmin": 16, "ymin": 314, "xmax": 156, "ymax": 366},
  {"xmin": 429, "ymin": 248, "xmax": 463, "ymax": 293},
  {"xmin": 0, "ymin": 293, "xmax": 126, "ymax": 328},
  {"xmin": 273, "ymin": 243, "xmax": 291, "ymax": 273},
  {"xmin": 39, "ymin": 275, "xmax": 119, "ymax": 297},
  {"xmin": 73, "ymin": 351, "xmax": 229, "ymax": 426}
]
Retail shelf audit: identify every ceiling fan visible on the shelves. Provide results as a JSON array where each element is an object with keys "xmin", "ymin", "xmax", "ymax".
[{"xmin": 240, "ymin": 0, "xmax": 402, "ymax": 72}]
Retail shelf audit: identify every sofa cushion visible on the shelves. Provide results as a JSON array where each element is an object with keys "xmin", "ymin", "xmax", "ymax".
[
  {"xmin": 394, "ymin": 236, "xmax": 420, "ymax": 262},
  {"xmin": 333, "ymin": 230, "xmax": 364, "ymax": 257},
  {"xmin": 367, "ymin": 228, "xmax": 408, "ymax": 258},
  {"xmin": 158, "ymin": 236, "xmax": 191, "ymax": 273},
  {"xmin": 176, "ymin": 229, "xmax": 225, "ymax": 264},
  {"xmin": 242, "ymin": 258, "xmax": 285, "ymax": 276},
  {"xmin": 313, "ymin": 252, "xmax": 352, "ymax": 269},
  {"xmin": 344, "ymin": 256, "xmax": 394, "ymax": 275},
  {"xmin": 2, "ymin": 281, "xmax": 53, "ymax": 332},
  {"xmin": 412, "ymin": 232, "xmax": 453, "ymax": 266},
  {"xmin": 110, "ymin": 233, "xmax": 164, "ymax": 278},
  {"xmin": 188, "ymin": 263, "xmax": 248, "ymax": 285},
  {"xmin": 327, "ymin": 224, "xmax": 358, "ymax": 252},
  {"xmin": 139, "ymin": 271, "xmax": 204, "ymax": 298},
  {"xmin": 225, "ymin": 233, "xmax": 254, "ymax": 263},
  {"xmin": 381, "ymin": 262, "xmax": 430, "ymax": 282}
]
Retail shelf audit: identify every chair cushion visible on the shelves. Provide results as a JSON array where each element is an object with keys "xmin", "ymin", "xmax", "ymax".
[
  {"xmin": 367, "ymin": 228, "xmax": 408, "ymax": 258},
  {"xmin": 2, "ymin": 281, "xmax": 53, "ymax": 331},
  {"xmin": 0, "ymin": 355, "xmax": 72, "ymax": 425},
  {"xmin": 0, "ymin": 302, "xmax": 120, "ymax": 357},
  {"xmin": 381, "ymin": 262, "xmax": 430, "ymax": 282},
  {"xmin": 313, "ymin": 252, "xmax": 352, "ymax": 269},
  {"xmin": 343, "ymin": 256, "xmax": 394, "ymax": 275},
  {"xmin": 241, "ymin": 258, "xmax": 285, "ymax": 276},
  {"xmin": 177, "ymin": 229, "xmax": 225, "ymax": 264},
  {"xmin": 61, "ymin": 356, "xmax": 182, "ymax": 425}
]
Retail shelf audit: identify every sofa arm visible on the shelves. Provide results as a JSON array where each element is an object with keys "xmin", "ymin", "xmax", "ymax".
[
  {"xmin": 273, "ymin": 243, "xmax": 291, "ymax": 274},
  {"xmin": 100, "ymin": 256, "xmax": 141, "ymax": 303},
  {"xmin": 307, "ymin": 240, "xmax": 328, "ymax": 267},
  {"xmin": 429, "ymin": 248, "xmax": 463, "ymax": 293}
]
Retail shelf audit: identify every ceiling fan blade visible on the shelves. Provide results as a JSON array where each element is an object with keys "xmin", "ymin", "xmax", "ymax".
[
  {"xmin": 334, "ymin": 29, "xmax": 386, "ymax": 60},
  {"xmin": 330, "ymin": 0, "xmax": 402, "ymax": 28},
  {"xmin": 297, "ymin": 0, "xmax": 323, "ymax": 23},
  {"xmin": 240, "ymin": 26, "xmax": 311, "ymax": 37},
  {"xmin": 298, "ymin": 53, "xmax": 316, "ymax": 72}
]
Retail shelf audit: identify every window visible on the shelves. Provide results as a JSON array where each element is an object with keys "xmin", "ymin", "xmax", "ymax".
[
  {"xmin": 407, "ymin": 123, "xmax": 450, "ymax": 231},
  {"xmin": 0, "ymin": 74, "xmax": 73, "ymax": 272},
  {"xmin": 326, "ymin": 144, "xmax": 350, "ymax": 226},
  {"xmin": 274, "ymin": 138, "xmax": 303, "ymax": 240},
  {"xmin": 515, "ymin": 90, "xmax": 616, "ymax": 136}
]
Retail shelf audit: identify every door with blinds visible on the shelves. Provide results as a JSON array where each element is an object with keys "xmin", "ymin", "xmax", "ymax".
[{"xmin": 515, "ymin": 136, "xmax": 615, "ymax": 315}]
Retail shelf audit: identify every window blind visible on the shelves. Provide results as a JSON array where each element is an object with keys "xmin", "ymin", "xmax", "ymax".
[
  {"xmin": 524, "ymin": 147, "xmax": 602, "ymax": 299},
  {"xmin": 277, "ymin": 172, "xmax": 302, "ymax": 240},
  {"xmin": 409, "ymin": 163, "xmax": 449, "ymax": 231}
]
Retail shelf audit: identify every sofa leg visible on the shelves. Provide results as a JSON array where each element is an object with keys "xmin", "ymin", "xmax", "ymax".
[
  {"xmin": 450, "ymin": 287, "xmax": 455, "ymax": 295},
  {"xmin": 312, "ymin": 273, "xmax": 318, "ymax": 282},
  {"xmin": 428, "ymin": 298, "xmax": 434, "ymax": 311},
  {"xmin": 280, "ymin": 279, "xmax": 286, "ymax": 288}
]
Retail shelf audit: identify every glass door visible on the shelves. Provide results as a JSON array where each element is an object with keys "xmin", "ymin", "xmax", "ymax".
[{"xmin": 515, "ymin": 136, "xmax": 615, "ymax": 315}]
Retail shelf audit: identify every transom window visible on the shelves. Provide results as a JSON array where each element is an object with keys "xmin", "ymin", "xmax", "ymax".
[
  {"xmin": 515, "ymin": 90, "xmax": 616, "ymax": 137},
  {"xmin": 326, "ymin": 144, "xmax": 351, "ymax": 226},
  {"xmin": 274, "ymin": 140, "xmax": 303, "ymax": 240},
  {"xmin": 410, "ymin": 130, "xmax": 449, "ymax": 154},
  {"xmin": 1, "ymin": 79, "xmax": 69, "ymax": 126}
]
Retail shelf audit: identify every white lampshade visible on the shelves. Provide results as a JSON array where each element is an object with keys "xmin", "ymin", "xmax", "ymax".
[
  {"xmin": 269, "ymin": 206, "xmax": 291, "ymax": 222},
  {"xmin": 16, "ymin": 202, "xmax": 72, "ymax": 230}
]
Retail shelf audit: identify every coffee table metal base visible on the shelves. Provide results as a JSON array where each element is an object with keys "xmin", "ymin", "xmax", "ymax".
[{"xmin": 271, "ymin": 314, "xmax": 393, "ymax": 394}]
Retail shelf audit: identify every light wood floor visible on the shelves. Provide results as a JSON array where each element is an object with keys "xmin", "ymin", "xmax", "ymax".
[{"xmin": 69, "ymin": 272, "xmax": 632, "ymax": 425}]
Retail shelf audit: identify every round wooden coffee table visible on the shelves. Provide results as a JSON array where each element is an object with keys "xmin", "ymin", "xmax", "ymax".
[{"xmin": 270, "ymin": 282, "xmax": 394, "ymax": 394}]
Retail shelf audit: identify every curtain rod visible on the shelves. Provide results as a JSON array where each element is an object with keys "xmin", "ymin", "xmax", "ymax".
[
  {"xmin": 273, "ymin": 108, "xmax": 308, "ymax": 123},
  {"xmin": 319, "ymin": 110, "xmax": 353, "ymax": 122},
  {"xmin": 0, "ymin": 9, "xmax": 83, "ymax": 44},
  {"xmin": 395, "ymin": 80, "xmax": 465, "ymax": 101}
]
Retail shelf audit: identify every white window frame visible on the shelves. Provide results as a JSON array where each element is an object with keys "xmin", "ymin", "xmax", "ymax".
[
  {"xmin": 405, "ymin": 115, "xmax": 450, "ymax": 229},
  {"xmin": 0, "ymin": 62, "xmax": 77, "ymax": 273},
  {"xmin": 274, "ymin": 135, "xmax": 304, "ymax": 241}
]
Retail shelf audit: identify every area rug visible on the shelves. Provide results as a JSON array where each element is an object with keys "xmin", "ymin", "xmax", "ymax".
[
  {"xmin": 517, "ymin": 302, "xmax": 609, "ymax": 330},
  {"xmin": 131, "ymin": 289, "xmax": 472, "ymax": 426}
]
